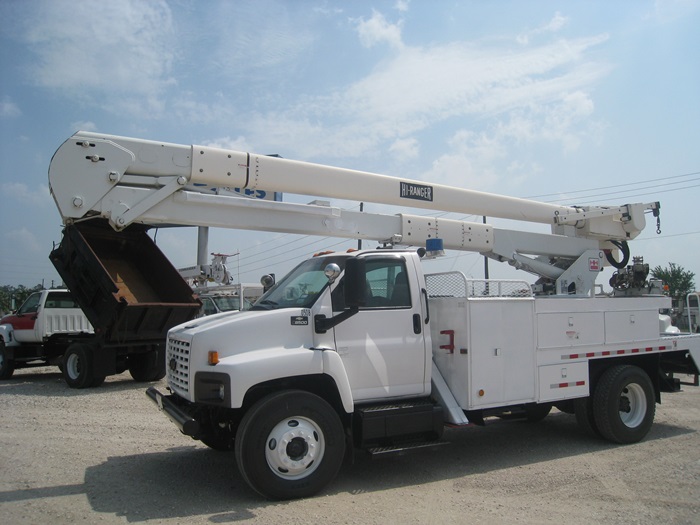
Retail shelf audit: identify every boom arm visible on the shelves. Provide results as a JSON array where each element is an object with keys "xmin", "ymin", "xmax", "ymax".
[{"xmin": 48, "ymin": 131, "xmax": 661, "ymax": 296}]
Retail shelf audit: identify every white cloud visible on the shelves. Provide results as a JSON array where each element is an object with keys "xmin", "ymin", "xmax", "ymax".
[
  {"xmin": 424, "ymin": 130, "xmax": 505, "ymax": 191},
  {"xmin": 4, "ymin": 228, "xmax": 42, "ymax": 253},
  {"xmin": 202, "ymin": 136, "xmax": 254, "ymax": 152},
  {"xmin": 1, "ymin": 182, "xmax": 52, "ymax": 207},
  {"xmin": 355, "ymin": 10, "xmax": 404, "ymax": 50},
  {"xmin": 0, "ymin": 96, "xmax": 21, "ymax": 118},
  {"xmin": 21, "ymin": 0, "xmax": 176, "ymax": 115},
  {"xmin": 70, "ymin": 121, "xmax": 98, "ymax": 132},
  {"xmin": 245, "ymin": 33, "xmax": 609, "ymax": 161},
  {"xmin": 394, "ymin": 1, "xmax": 410, "ymax": 13},
  {"xmin": 209, "ymin": 2, "xmax": 316, "ymax": 78},
  {"xmin": 648, "ymin": 0, "xmax": 700, "ymax": 23},
  {"xmin": 495, "ymin": 90, "xmax": 597, "ymax": 152},
  {"xmin": 389, "ymin": 137, "xmax": 419, "ymax": 159},
  {"xmin": 517, "ymin": 12, "xmax": 570, "ymax": 45}
]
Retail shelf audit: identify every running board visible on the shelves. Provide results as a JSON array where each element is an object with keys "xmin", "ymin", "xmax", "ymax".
[{"xmin": 367, "ymin": 440, "xmax": 450, "ymax": 459}]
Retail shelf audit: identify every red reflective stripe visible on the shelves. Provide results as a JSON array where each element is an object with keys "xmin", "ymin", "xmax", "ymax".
[
  {"xmin": 617, "ymin": 350, "xmax": 626, "ymax": 355},
  {"xmin": 576, "ymin": 381, "xmax": 586, "ymax": 386},
  {"xmin": 602, "ymin": 351, "xmax": 610, "ymax": 356}
]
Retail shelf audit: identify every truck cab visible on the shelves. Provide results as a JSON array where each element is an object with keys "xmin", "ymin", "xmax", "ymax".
[{"xmin": 165, "ymin": 249, "xmax": 431, "ymax": 410}]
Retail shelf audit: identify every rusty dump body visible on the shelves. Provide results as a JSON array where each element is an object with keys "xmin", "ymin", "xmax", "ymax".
[{"xmin": 50, "ymin": 220, "xmax": 201, "ymax": 345}]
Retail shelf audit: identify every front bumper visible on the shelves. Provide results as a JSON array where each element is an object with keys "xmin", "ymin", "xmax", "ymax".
[{"xmin": 146, "ymin": 386, "xmax": 200, "ymax": 437}]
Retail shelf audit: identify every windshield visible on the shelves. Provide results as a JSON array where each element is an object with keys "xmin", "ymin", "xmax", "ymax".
[
  {"xmin": 212, "ymin": 295, "xmax": 241, "ymax": 312},
  {"xmin": 18, "ymin": 292, "xmax": 42, "ymax": 314},
  {"xmin": 251, "ymin": 255, "xmax": 348, "ymax": 310}
]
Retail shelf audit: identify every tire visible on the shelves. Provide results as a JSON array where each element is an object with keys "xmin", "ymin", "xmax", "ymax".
[
  {"xmin": 235, "ymin": 390, "xmax": 345, "ymax": 500},
  {"xmin": 62, "ymin": 344, "xmax": 96, "ymax": 389},
  {"xmin": 0, "ymin": 339, "xmax": 15, "ymax": 379},
  {"xmin": 128, "ymin": 347, "xmax": 166, "ymax": 382},
  {"xmin": 593, "ymin": 365, "xmax": 655, "ymax": 444},
  {"xmin": 524, "ymin": 403, "xmax": 552, "ymax": 422},
  {"xmin": 574, "ymin": 396, "xmax": 601, "ymax": 438}
]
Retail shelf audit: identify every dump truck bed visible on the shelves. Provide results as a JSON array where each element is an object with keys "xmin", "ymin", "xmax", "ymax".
[{"xmin": 49, "ymin": 221, "xmax": 200, "ymax": 344}]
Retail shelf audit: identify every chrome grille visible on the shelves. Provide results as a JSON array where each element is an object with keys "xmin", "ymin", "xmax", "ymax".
[{"xmin": 167, "ymin": 337, "xmax": 191, "ymax": 395}]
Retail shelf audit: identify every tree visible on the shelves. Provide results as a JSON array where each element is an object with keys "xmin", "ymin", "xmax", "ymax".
[
  {"xmin": 651, "ymin": 262, "xmax": 696, "ymax": 308},
  {"xmin": 0, "ymin": 284, "xmax": 44, "ymax": 316}
]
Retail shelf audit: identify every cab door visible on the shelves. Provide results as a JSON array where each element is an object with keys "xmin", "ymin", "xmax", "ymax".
[
  {"xmin": 6, "ymin": 292, "xmax": 42, "ymax": 343},
  {"xmin": 332, "ymin": 255, "xmax": 429, "ymax": 402}
]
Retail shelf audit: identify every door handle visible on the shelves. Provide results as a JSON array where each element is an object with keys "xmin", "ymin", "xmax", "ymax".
[{"xmin": 412, "ymin": 314, "xmax": 421, "ymax": 334}]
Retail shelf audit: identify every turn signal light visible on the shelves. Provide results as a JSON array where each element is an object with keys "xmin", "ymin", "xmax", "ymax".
[{"xmin": 208, "ymin": 351, "xmax": 219, "ymax": 366}]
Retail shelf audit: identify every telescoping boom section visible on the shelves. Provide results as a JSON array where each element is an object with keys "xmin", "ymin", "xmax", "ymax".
[{"xmin": 49, "ymin": 131, "xmax": 660, "ymax": 296}]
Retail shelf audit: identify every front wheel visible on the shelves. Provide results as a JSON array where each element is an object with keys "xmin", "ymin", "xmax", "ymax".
[
  {"xmin": 0, "ymin": 339, "xmax": 15, "ymax": 379},
  {"xmin": 235, "ymin": 390, "xmax": 345, "ymax": 500},
  {"xmin": 593, "ymin": 365, "xmax": 655, "ymax": 444}
]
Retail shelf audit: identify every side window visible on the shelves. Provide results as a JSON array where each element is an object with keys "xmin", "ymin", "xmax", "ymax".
[
  {"xmin": 365, "ymin": 259, "xmax": 411, "ymax": 308},
  {"xmin": 45, "ymin": 292, "xmax": 80, "ymax": 308}
]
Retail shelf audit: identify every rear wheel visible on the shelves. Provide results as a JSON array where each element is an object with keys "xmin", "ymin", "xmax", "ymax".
[
  {"xmin": 63, "ymin": 343, "xmax": 98, "ymax": 389},
  {"xmin": 593, "ymin": 365, "xmax": 655, "ymax": 444},
  {"xmin": 0, "ymin": 339, "xmax": 15, "ymax": 379},
  {"xmin": 235, "ymin": 390, "xmax": 345, "ymax": 500}
]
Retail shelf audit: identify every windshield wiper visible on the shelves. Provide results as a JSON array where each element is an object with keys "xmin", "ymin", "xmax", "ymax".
[{"xmin": 251, "ymin": 299, "xmax": 279, "ymax": 311}]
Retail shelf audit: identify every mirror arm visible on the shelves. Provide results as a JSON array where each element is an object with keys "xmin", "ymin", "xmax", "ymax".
[{"xmin": 314, "ymin": 307, "xmax": 359, "ymax": 334}]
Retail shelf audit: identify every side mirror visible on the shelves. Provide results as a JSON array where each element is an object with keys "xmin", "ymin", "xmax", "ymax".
[
  {"xmin": 343, "ymin": 258, "xmax": 366, "ymax": 308},
  {"xmin": 324, "ymin": 263, "xmax": 341, "ymax": 284},
  {"xmin": 260, "ymin": 274, "xmax": 275, "ymax": 292}
]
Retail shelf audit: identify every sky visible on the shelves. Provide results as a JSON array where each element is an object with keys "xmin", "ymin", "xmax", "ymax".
[{"xmin": 0, "ymin": 0, "xmax": 699, "ymax": 291}]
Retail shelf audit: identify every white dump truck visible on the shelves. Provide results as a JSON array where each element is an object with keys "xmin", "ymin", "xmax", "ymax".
[
  {"xmin": 0, "ymin": 289, "xmax": 93, "ymax": 379},
  {"xmin": 47, "ymin": 131, "xmax": 700, "ymax": 499}
]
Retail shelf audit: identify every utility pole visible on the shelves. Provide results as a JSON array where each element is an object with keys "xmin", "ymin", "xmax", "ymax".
[
  {"xmin": 357, "ymin": 202, "xmax": 364, "ymax": 250},
  {"xmin": 483, "ymin": 216, "xmax": 489, "ymax": 279}
]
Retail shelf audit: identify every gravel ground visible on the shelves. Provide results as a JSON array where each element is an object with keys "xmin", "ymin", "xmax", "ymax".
[{"xmin": 1, "ymin": 367, "xmax": 699, "ymax": 525}]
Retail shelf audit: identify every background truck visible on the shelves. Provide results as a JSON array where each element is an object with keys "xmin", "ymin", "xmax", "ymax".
[
  {"xmin": 48, "ymin": 131, "xmax": 700, "ymax": 499},
  {"xmin": 0, "ymin": 288, "xmax": 93, "ymax": 379},
  {"xmin": 196, "ymin": 284, "xmax": 264, "ymax": 317},
  {"xmin": 178, "ymin": 253, "xmax": 265, "ymax": 317}
]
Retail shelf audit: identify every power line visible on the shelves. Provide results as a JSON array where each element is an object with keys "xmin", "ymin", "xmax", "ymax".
[
  {"xmin": 525, "ymin": 170, "xmax": 700, "ymax": 199},
  {"xmin": 557, "ymin": 183, "xmax": 700, "ymax": 206}
]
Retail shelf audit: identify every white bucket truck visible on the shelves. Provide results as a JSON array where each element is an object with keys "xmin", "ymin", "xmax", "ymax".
[{"xmin": 48, "ymin": 132, "xmax": 700, "ymax": 499}]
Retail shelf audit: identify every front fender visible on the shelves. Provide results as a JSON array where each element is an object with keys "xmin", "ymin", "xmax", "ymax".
[
  {"xmin": 213, "ymin": 347, "xmax": 354, "ymax": 413},
  {"xmin": 0, "ymin": 324, "xmax": 18, "ymax": 347},
  {"xmin": 321, "ymin": 349, "xmax": 353, "ymax": 413}
]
